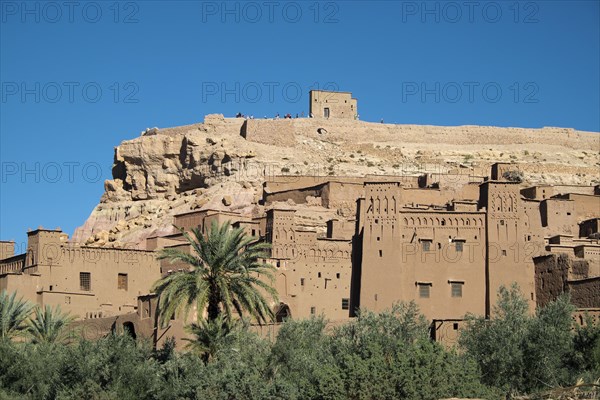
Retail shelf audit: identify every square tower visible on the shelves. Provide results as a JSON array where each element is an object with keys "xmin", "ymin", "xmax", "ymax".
[{"xmin": 309, "ymin": 90, "xmax": 357, "ymax": 119}]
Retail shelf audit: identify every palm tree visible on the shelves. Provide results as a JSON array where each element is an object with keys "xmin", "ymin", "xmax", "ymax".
[
  {"xmin": 152, "ymin": 221, "xmax": 278, "ymax": 326},
  {"xmin": 27, "ymin": 304, "xmax": 76, "ymax": 345},
  {"xmin": 0, "ymin": 290, "xmax": 34, "ymax": 340},
  {"xmin": 183, "ymin": 315, "xmax": 240, "ymax": 363}
]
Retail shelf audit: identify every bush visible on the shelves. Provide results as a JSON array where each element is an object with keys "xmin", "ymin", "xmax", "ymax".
[
  {"xmin": 460, "ymin": 286, "xmax": 590, "ymax": 396},
  {"xmin": 0, "ymin": 296, "xmax": 597, "ymax": 399},
  {"xmin": 502, "ymin": 169, "xmax": 524, "ymax": 183}
]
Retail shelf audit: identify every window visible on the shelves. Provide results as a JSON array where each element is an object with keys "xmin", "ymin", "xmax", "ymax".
[
  {"xmin": 422, "ymin": 240, "xmax": 431, "ymax": 252},
  {"xmin": 453, "ymin": 322, "xmax": 459, "ymax": 330},
  {"xmin": 341, "ymin": 298, "xmax": 350, "ymax": 310},
  {"xmin": 118, "ymin": 273, "xmax": 128, "ymax": 290},
  {"xmin": 418, "ymin": 283, "xmax": 430, "ymax": 298},
  {"xmin": 455, "ymin": 240, "xmax": 464, "ymax": 252},
  {"xmin": 300, "ymin": 278, "xmax": 305, "ymax": 286},
  {"xmin": 310, "ymin": 306, "xmax": 316, "ymax": 315},
  {"xmin": 336, "ymin": 273, "xmax": 340, "ymax": 279},
  {"xmin": 379, "ymin": 250, "xmax": 383, "ymax": 257},
  {"xmin": 451, "ymin": 282, "xmax": 463, "ymax": 298},
  {"xmin": 65, "ymin": 296, "xmax": 71, "ymax": 304},
  {"xmin": 318, "ymin": 272, "xmax": 321, "ymax": 278},
  {"xmin": 502, "ymin": 250, "xmax": 507, "ymax": 256},
  {"xmin": 80, "ymin": 272, "xmax": 91, "ymax": 291}
]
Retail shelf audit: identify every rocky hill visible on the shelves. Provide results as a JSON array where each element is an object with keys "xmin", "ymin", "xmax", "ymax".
[{"xmin": 73, "ymin": 114, "xmax": 600, "ymax": 247}]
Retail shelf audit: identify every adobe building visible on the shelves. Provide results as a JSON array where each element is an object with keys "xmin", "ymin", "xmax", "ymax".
[
  {"xmin": 1, "ymin": 92, "xmax": 599, "ymax": 347},
  {"xmin": 265, "ymin": 208, "xmax": 353, "ymax": 320},
  {"xmin": 0, "ymin": 227, "xmax": 161, "ymax": 320},
  {"xmin": 309, "ymin": 90, "xmax": 357, "ymax": 119},
  {"xmin": 354, "ymin": 182, "xmax": 487, "ymax": 321},
  {"xmin": 0, "ymin": 227, "xmax": 186, "ymax": 346},
  {"xmin": 147, "ymin": 180, "xmax": 600, "ymax": 341}
]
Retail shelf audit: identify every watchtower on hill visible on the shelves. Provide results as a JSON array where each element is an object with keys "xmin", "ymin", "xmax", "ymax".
[{"xmin": 309, "ymin": 90, "xmax": 357, "ymax": 119}]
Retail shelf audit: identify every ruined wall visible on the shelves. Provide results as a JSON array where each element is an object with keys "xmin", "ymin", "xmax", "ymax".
[
  {"xmin": 264, "ymin": 184, "xmax": 325, "ymax": 206},
  {"xmin": 534, "ymin": 254, "xmax": 570, "ymax": 308},
  {"xmin": 569, "ymin": 278, "xmax": 600, "ymax": 308},
  {"xmin": 321, "ymin": 182, "xmax": 365, "ymax": 217},
  {"xmin": 579, "ymin": 218, "xmax": 600, "ymax": 238},
  {"xmin": 534, "ymin": 252, "xmax": 598, "ymax": 309}
]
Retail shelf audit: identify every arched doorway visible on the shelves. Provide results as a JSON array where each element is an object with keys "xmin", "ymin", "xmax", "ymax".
[
  {"xmin": 123, "ymin": 322, "xmax": 137, "ymax": 339},
  {"xmin": 275, "ymin": 303, "xmax": 292, "ymax": 323}
]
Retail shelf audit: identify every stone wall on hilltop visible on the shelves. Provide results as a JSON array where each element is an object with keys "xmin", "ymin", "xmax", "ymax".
[{"xmin": 72, "ymin": 114, "xmax": 599, "ymax": 247}]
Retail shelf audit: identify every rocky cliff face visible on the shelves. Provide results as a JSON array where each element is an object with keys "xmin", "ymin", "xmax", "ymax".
[{"xmin": 72, "ymin": 114, "xmax": 600, "ymax": 247}]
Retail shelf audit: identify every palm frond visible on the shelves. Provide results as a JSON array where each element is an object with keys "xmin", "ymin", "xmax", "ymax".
[
  {"xmin": 151, "ymin": 221, "xmax": 279, "ymax": 326},
  {"xmin": 0, "ymin": 290, "xmax": 34, "ymax": 340},
  {"xmin": 27, "ymin": 304, "xmax": 76, "ymax": 344}
]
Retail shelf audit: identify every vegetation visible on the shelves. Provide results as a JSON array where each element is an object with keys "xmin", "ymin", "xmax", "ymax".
[
  {"xmin": 460, "ymin": 285, "xmax": 599, "ymax": 396},
  {"xmin": 503, "ymin": 169, "xmax": 525, "ymax": 182},
  {"xmin": 0, "ymin": 290, "xmax": 597, "ymax": 398},
  {"xmin": 0, "ymin": 291, "xmax": 75, "ymax": 346},
  {"xmin": 27, "ymin": 305, "xmax": 76, "ymax": 345},
  {"xmin": 183, "ymin": 315, "xmax": 242, "ymax": 364},
  {"xmin": 152, "ymin": 222, "xmax": 277, "ymax": 325},
  {"xmin": 0, "ymin": 291, "xmax": 33, "ymax": 340}
]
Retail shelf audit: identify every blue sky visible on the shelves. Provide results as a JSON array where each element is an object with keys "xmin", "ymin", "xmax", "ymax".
[{"xmin": 1, "ymin": 0, "xmax": 599, "ymax": 249}]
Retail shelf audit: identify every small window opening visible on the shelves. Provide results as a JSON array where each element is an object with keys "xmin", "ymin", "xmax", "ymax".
[{"xmin": 341, "ymin": 298, "xmax": 350, "ymax": 310}]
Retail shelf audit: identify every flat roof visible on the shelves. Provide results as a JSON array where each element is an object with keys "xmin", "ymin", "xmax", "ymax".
[
  {"xmin": 480, "ymin": 180, "xmax": 521, "ymax": 185},
  {"xmin": 401, "ymin": 210, "xmax": 485, "ymax": 214},
  {"xmin": 27, "ymin": 228, "xmax": 63, "ymax": 235},
  {"xmin": 174, "ymin": 209, "xmax": 243, "ymax": 218},
  {"xmin": 309, "ymin": 89, "xmax": 353, "ymax": 95}
]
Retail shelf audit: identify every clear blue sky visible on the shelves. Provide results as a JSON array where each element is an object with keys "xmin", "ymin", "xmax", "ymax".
[{"xmin": 1, "ymin": 0, "xmax": 599, "ymax": 250}]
